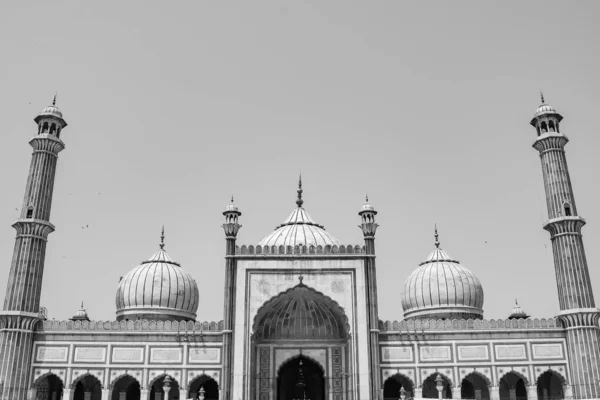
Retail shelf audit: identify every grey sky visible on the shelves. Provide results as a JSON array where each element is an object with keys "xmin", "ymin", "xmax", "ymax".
[{"xmin": 0, "ymin": 1, "xmax": 599, "ymax": 322}]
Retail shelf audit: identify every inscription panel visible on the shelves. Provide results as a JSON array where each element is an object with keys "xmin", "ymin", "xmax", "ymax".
[
  {"xmin": 74, "ymin": 347, "xmax": 106, "ymax": 362},
  {"xmin": 495, "ymin": 344, "xmax": 527, "ymax": 360},
  {"xmin": 112, "ymin": 347, "xmax": 145, "ymax": 363},
  {"xmin": 381, "ymin": 347, "xmax": 413, "ymax": 362},
  {"xmin": 189, "ymin": 348, "xmax": 221, "ymax": 363},
  {"xmin": 458, "ymin": 345, "xmax": 489, "ymax": 361},
  {"xmin": 36, "ymin": 346, "xmax": 68, "ymax": 362},
  {"xmin": 420, "ymin": 346, "xmax": 452, "ymax": 362},
  {"xmin": 150, "ymin": 348, "xmax": 182, "ymax": 363},
  {"xmin": 532, "ymin": 343, "xmax": 564, "ymax": 359}
]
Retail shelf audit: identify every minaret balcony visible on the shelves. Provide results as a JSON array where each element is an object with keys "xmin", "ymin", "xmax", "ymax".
[
  {"xmin": 11, "ymin": 219, "xmax": 55, "ymax": 240},
  {"xmin": 543, "ymin": 216, "xmax": 586, "ymax": 238},
  {"xmin": 532, "ymin": 133, "xmax": 569, "ymax": 153}
]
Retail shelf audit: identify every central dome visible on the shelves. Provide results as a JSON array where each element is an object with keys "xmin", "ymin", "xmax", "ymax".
[
  {"xmin": 115, "ymin": 235, "xmax": 199, "ymax": 321},
  {"xmin": 258, "ymin": 178, "xmax": 340, "ymax": 247},
  {"xmin": 402, "ymin": 232, "xmax": 484, "ymax": 320}
]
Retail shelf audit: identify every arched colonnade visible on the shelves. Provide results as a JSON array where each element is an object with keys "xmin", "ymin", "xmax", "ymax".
[
  {"xmin": 383, "ymin": 369, "xmax": 567, "ymax": 400},
  {"xmin": 32, "ymin": 373, "xmax": 219, "ymax": 400}
]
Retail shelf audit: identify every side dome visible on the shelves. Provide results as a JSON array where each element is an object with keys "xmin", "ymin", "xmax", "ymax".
[
  {"xmin": 258, "ymin": 178, "xmax": 340, "ymax": 247},
  {"xmin": 402, "ymin": 238, "xmax": 484, "ymax": 320},
  {"xmin": 115, "ymin": 245, "xmax": 199, "ymax": 321}
]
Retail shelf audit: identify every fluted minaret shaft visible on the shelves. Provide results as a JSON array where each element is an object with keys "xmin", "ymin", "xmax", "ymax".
[
  {"xmin": 532, "ymin": 103, "xmax": 600, "ymax": 399},
  {"xmin": 359, "ymin": 199, "xmax": 381, "ymax": 400},
  {"xmin": 0, "ymin": 103, "xmax": 66, "ymax": 400},
  {"xmin": 221, "ymin": 200, "xmax": 241, "ymax": 400}
]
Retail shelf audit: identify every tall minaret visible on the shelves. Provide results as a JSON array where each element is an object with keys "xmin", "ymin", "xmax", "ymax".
[
  {"xmin": 359, "ymin": 196, "xmax": 381, "ymax": 400},
  {"xmin": 531, "ymin": 95, "xmax": 600, "ymax": 399},
  {"xmin": 221, "ymin": 197, "xmax": 241, "ymax": 400},
  {"xmin": 0, "ymin": 98, "xmax": 67, "ymax": 400}
]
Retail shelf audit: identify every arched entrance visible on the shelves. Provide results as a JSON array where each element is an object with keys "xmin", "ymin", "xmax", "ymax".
[
  {"xmin": 422, "ymin": 374, "xmax": 452, "ymax": 399},
  {"xmin": 277, "ymin": 356, "xmax": 325, "ymax": 400},
  {"xmin": 383, "ymin": 374, "xmax": 414, "ymax": 400},
  {"xmin": 73, "ymin": 375, "xmax": 102, "ymax": 400},
  {"xmin": 111, "ymin": 375, "xmax": 141, "ymax": 400},
  {"xmin": 499, "ymin": 372, "xmax": 527, "ymax": 400},
  {"xmin": 251, "ymin": 280, "xmax": 351, "ymax": 400},
  {"xmin": 149, "ymin": 375, "xmax": 180, "ymax": 400},
  {"xmin": 188, "ymin": 375, "xmax": 219, "ymax": 400},
  {"xmin": 461, "ymin": 374, "xmax": 490, "ymax": 400},
  {"xmin": 537, "ymin": 371, "xmax": 564, "ymax": 400},
  {"xmin": 34, "ymin": 373, "xmax": 64, "ymax": 400}
]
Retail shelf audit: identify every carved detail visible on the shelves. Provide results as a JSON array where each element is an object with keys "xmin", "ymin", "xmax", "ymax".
[
  {"xmin": 12, "ymin": 219, "xmax": 55, "ymax": 240},
  {"xmin": 378, "ymin": 317, "xmax": 560, "ymax": 332},
  {"xmin": 235, "ymin": 244, "xmax": 366, "ymax": 255},
  {"xmin": 40, "ymin": 319, "xmax": 224, "ymax": 332},
  {"xmin": 533, "ymin": 134, "xmax": 569, "ymax": 153},
  {"xmin": 543, "ymin": 217, "xmax": 586, "ymax": 237}
]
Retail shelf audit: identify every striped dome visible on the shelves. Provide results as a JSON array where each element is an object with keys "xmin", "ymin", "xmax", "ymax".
[
  {"xmin": 258, "ymin": 207, "xmax": 340, "ymax": 247},
  {"xmin": 534, "ymin": 103, "xmax": 557, "ymax": 117},
  {"xmin": 402, "ymin": 247, "xmax": 484, "ymax": 320},
  {"xmin": 115, "ymin": 248, "xmax": 199, "ymax": 321}
]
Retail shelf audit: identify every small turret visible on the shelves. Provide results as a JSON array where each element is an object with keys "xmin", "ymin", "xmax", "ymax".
[
  {"xmin": 69, "ymin": 302, "xmax": 90, "ymax": 322},
  {"xmin": 508, "ymin": 299, "xmax": 530, "ymax": 320},
  {"xmin": 222, "ymin": 196, "xmax": 242, "ymax": 238},
  {"xmin": 359, "ymin": 195, "xmax": 378, "ymax": 238}
]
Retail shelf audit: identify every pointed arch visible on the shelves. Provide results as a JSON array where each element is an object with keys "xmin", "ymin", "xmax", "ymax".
[
  {"xmin": 147, "ymin": 373, "xmax": 180, "ymax": 391},
  {"xmin": 498, "ymin": 369, "xmax": 530, "ymax": 386},
  {"xmin": 422, "ymin": 372, "xmax": 453, "ymax": 399},
  {"xmin": 109, "ymin": 373, "xmax": 140, "ymax": 389},
  {"xmin": 276, "ymin": 353, "xmax": 325, "ymax": 376},
  {"xmin": 33, "ymin": 372, "xmax": 65, "ymax": 388},
  {"xmin": 252, "ymin": 282, "xmax": 350, "ymax": 341},
  {"xmin": 534, "ymin": 368, "xmax": 567, "ymax": 386},
  {"xmin": 462, "ymin": 371, "xmax": 492, "ymax": 388},
  {"xmin": 461, "ymin": 372, "xmax": 491, "ymax": 400},
  {"xmin": 536, "ymin": 369, "xmax": 566, "ymax": 400},
  {"xmin": 70, "ymin": 372, "xmax": 103, "ymax": 389}
]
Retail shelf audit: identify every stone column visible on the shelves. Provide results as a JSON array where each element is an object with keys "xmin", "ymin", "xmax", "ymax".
[
  {"xmin": 178, "ymin": 388, "xmax": 187, "ymax": 399},
  {"xmin": 101, "ymin": 388, "xmax": 111, "ymax": 400},
  {"xmin": 27, "ymin": 389, "xmax": 36, "ymax": 400},
  {"xmin": 119, "ymin": 389, "xmax": 127, "ymax": 400},
  {"xmin": 490, "ymin": 386, "xmax": 500, "ymax": 400},
  {"xmin": 63, "ymin": 388, "xmax": 73, "ymax": 400},
  {"xmin": 526, "ymin": 385, "xmax": 538, "ymax": 400},
  {"xmin": 84, "ymin": 390, "xmax": 92, "ymax": 400},
  {"xmin": 508, "ymin": 388, "xmax": 516, "ymax": 400},
  {"xmin": 475, "ymin": 389, "xmax": 482, "ymax": 400},
  {"xmin": 140, "ymin": 389, "xmax": 149, "ymax": 400}
]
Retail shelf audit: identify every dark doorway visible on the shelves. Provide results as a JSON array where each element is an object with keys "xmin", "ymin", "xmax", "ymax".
[
  {"xmin": 35, "ymin": 374, "xmax": 64, "ymax": 400},
  {"xmin": 111, "ymin": 375, "xmax": 141, "ymax": 400},
  {"xmin": 537, "ymin": 371, "xmax": 564, "ymax": 400},
  {"xmin": 422, "ymin": 374, "xmax": 452, "ymax": 399},
  {"xmin": 150, "ymin": 376, "xmax": 180, "ymax": 400},
  {"xmin": 461, "ymin": 374, "xmax": 490, "ymax": 400},
  {"xmin": 499, "ymin": 373, "xmax": 527, "ymax": 400},
  {"xmin": 277, "ymin": 356, "xmax": 325, "ymax": 400},
  {"xmin": 384, "ymin": 374, "xmax": 414, "ymax": 400},
  {"xmin": 74, "ymin": 375, "xmax": 102, "ymax": 400},
  {"xmin": 188, "ymin": 375, "xmax": 219, "ymax": 400}
]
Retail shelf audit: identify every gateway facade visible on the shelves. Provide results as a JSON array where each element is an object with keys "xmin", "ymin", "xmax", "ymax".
[{"xmin": 0, "ymin": 98, "xmax": 598, "ymax": 400}]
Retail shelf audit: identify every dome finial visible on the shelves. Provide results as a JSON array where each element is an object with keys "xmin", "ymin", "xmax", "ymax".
[
  {"xmin": 366, "ymin": 194, "xmax": 369, "ymax": 203},
  {"xmin": 540, "ymin": 90, "xmax": 545, "ymax": 104},
  {"xmin": 434, "ymin": 224, "xmax": 440, "ymax": 249},
  {"xmin": 296, "ymin": 174, "xmax": 303, "ymax": 208},
  {"xmin": 80, "ymin": 301, "xmax": 84, "ymax": 309},
  {"xmin": 52, "ymin": 93, "xmax": 57, "ymax": 106},
  {"xmin": 160, "ymin": 226, "xmax": 165, "ymax": 250}
]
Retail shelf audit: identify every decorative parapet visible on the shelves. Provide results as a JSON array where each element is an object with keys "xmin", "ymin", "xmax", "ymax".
[
  {"xmin": 378, "ymin": 317, "xmax": 561, "ymax": 332},
  {"xmin": 39, "ymin": 319, "xmax": 224, "ymax": 332},
  {"xmin": 235, "ymin": 244, "xmax": 366, "ymax": 255}
]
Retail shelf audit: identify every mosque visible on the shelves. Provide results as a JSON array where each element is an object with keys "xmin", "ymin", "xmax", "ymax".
[{"xmin": 0, "ymin": 96, "xmax": 599, "ymax": 400}]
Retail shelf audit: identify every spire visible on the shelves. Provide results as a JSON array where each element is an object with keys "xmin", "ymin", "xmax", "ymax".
[
  {"xmin": 366, "ymin": 194, "xmax": 369, "ymax": 203},
  {"xmin": 80, "ymin": 301, "xmax": 84, "ymax": 310},
  {"xmin": 296, "ymin": 174, "xmax": 304, "ymax": 208},
  {"xmin": 52, "ymin": 93, "xmax": 57, "ymax": 106},
  {"xmin": 160, "ymin": 226, "xmax": 165, "ymax": 250},
  {"xmin": 540, "ymin": 90, "xmax": 545, "ymax": 104},
  {"xmin": 434, "ymin": 224, "xmax": 440, "ymax": 249}
]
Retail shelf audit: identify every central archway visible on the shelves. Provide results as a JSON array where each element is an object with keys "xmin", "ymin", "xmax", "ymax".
[{"xmin": 277, "ymin": 356, "xmax": 325, "ymax": 400}]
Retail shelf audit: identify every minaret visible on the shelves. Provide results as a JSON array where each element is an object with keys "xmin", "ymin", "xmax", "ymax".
[
  {"xmin": 531, "ymin": 95, "xmax": 600, "ymax": 398},
  {"xmin": 221, "ymin": 196, "xmax": 241, "ymax": 400},
  {"xmin": 0, "ymin": 98, "xmax": 67, "ymax": 400},
  {"xmin": 359, "ymin": 196, "xmax": 381, "ymax": 400}
]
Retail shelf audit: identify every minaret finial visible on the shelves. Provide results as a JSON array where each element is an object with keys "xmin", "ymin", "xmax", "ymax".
[
  {"xmin": 160, "ymin": 226, "xmax": 165, "ymax": 250},
  {"xmin": 52, "ymin": 93, "xmax": 57, "ymax": 106},
  {"xmin": 434, "ymin": 224, "xmax": 440, "ymax": 249},
  {"xmin": 81, "ymin": 301, "xmax": 84, "ymax": 309},
  {"xmin": 366, "ymin": 194, "xmax": 369, "ymax": 203},
  {"xmin": 296, "ymin": 174, "xmax": 303, "ymax": 207},
  {"xmin": 540, "ymin": 91, "xmax": 545, "ymax": 104}
]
